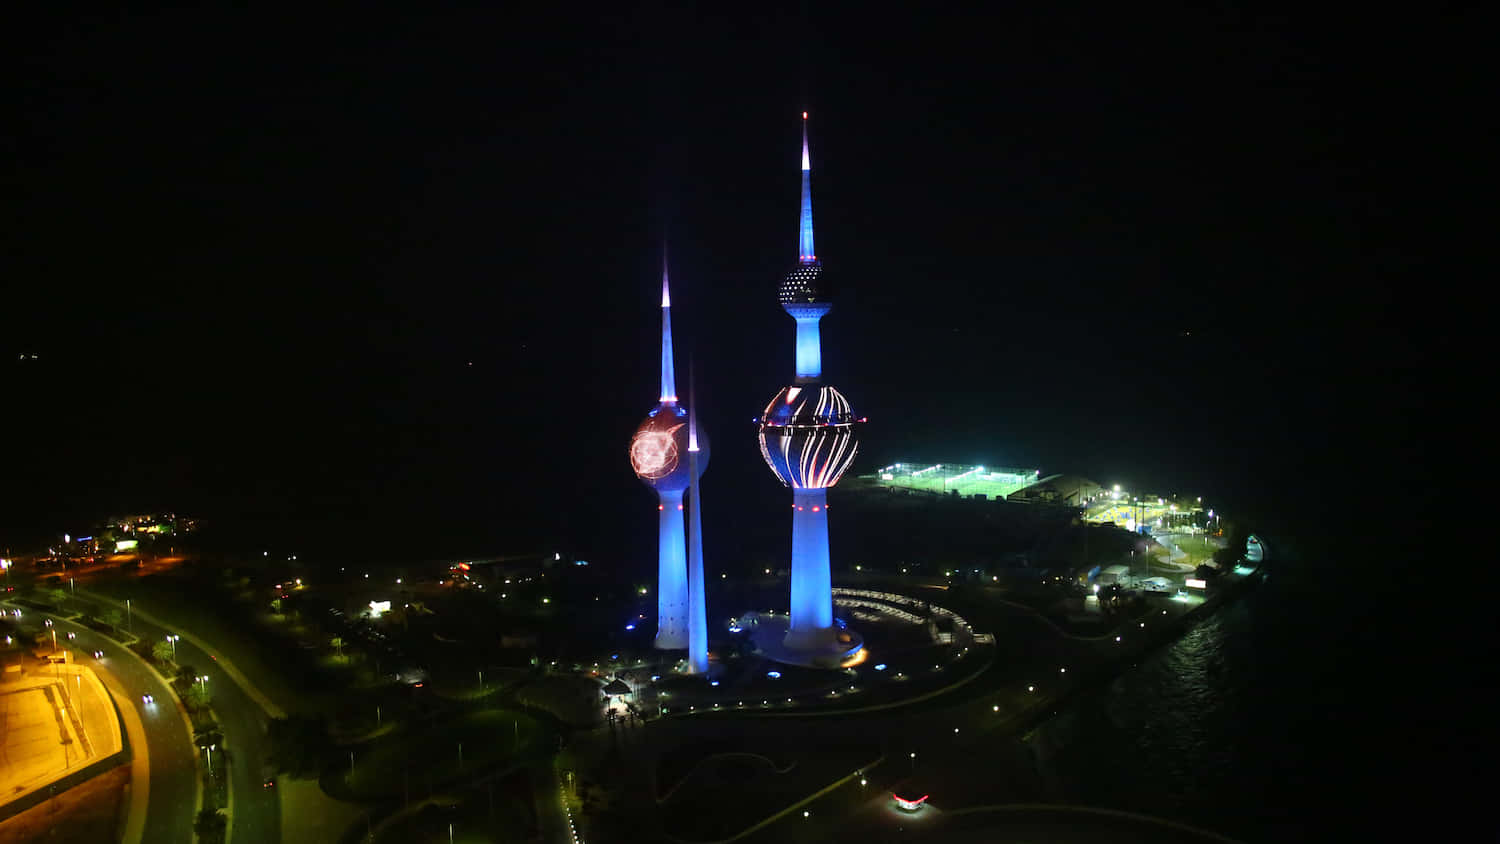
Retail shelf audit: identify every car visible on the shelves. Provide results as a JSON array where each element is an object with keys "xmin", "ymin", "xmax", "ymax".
[
  {"xmin": 92, "ymin": 650, "xmax": 104, "ymax": 658},
  {"xmin": 43, "ymin": 619, "xmax": 52, "ymax": 627},
  {"xmin": 262, "ymin": 778, "xmax": 276, "ymax": 789},
  {"xmin": 142, "ymin": 694, "xmax": 155, "ymax": 704},
  {"xmin": 66, "ymin": 632, "xmax": 76, "ymax": 640}
]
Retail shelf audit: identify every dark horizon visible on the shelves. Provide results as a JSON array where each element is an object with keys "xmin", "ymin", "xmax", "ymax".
[{"xmin": 4, "ymin": 5, "xmax": 1446, "ymax": 561}]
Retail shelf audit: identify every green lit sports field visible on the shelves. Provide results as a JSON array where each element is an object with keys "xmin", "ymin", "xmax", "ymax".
[{"xmin": 866, "ymin": 463, "xmax": 1041, "ymax": 499}]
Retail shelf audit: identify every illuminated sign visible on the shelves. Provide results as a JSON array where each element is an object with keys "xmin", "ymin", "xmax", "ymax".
[
  {"xmin": 368, "ymin": 600, "xmax": 391, "ymax": 617},
  {"xmin": 1185, "ymin": 578, "xmax": 1207, "ymax": 589},
  {"xmin": 115, "ymin": 539, "xmax": 139, "ymax": 552},
  {"xmin": 893, "ymin": 793, "xmax": 928, "ymax": 811}
]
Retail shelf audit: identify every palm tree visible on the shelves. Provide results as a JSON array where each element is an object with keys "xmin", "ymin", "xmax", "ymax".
[
  {"xmin": 151, "ymin": 640, "xmax": 174, "ymax": 665},
  {"xmin": 330, "ymin": 637, "xmax": 344, "ymax": 659},
  {"xmin": 185, "ymin": 683, "xmax": 211, "ymax": 711}
]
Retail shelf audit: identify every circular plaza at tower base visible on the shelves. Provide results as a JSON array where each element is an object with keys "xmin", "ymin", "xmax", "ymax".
[{"xmin": 739, "ymin": 611, "xmax": 864, "ymax": 669}]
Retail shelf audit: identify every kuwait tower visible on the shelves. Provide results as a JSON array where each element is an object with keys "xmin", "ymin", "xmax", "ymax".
[
  {"xmin": 756, "ymin": 113, "xmax": 865, "ymax": 655},
  {"xmin": 629, "ymin": 252, "xmax": 708, "ymax": 650}
]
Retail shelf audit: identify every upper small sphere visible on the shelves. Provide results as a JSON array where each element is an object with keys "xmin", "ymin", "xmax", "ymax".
[{"xmin": 779, "ymin": 263, "xmax": 829, "ymax": 307}]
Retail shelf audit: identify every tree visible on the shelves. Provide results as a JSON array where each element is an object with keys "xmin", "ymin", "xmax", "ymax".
[
  {"xmin": 269, "ymin": 598, "xmax": 282, "ymax": 615},
  {"xmin": 151, "ymin": 641, "xmax": 174, "ymax": 665},
  {"xmin": 104, "ymin": 608, "xmax": 124, "ymax": 630},
  {"xmin": 185, "ymin": 683, "xmax": 211, "ymax": 711},
  {"xmin": 46, "ymin": 588, "xmax": 67, "ymax": 607},
  {"xmin": 330, "ymin": 636, "xmax": 344, "ymax": 658}
]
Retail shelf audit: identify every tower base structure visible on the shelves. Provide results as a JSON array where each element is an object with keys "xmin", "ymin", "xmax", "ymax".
[{"xmin": 745, "ymin": 612, "xmax": 864, "ymax": 670}]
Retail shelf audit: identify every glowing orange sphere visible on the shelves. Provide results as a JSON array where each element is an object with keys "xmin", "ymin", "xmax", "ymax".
[{"xmin": 630, "ymin": 404, "xmax": 705, "ymax": 491}]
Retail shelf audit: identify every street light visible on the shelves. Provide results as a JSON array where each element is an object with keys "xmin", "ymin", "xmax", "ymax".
[{"xmin": 166, "ymin": 634, "xmax": 179, "ymax": 660}]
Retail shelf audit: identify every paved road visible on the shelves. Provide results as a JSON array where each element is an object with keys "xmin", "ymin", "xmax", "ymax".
[
  {"xmin": 123, "ymin": 612, "xmax": 282, "ymax": 844},
  {"xmin": 5, "ymin": 603, "xmax": 197, "ymax": 844}
]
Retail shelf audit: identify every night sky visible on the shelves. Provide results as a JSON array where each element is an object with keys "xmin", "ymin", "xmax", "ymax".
[{"xmin": 5, "ymin": 5, "xmax": 1454, "ymax": 559}]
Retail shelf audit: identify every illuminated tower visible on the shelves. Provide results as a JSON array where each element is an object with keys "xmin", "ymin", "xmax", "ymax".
[
  {"xmin": 686, "ymin": 365, "xmax": 709, "ymax": 674},
  {"xmin": 630, "ymin": 253, "xmax": 708, "ymax": 649},
  {"xmin": 757, "ymin": 113, "xmax": 865, "ymax": 653}
]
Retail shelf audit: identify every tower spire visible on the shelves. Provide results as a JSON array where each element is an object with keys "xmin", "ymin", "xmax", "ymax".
[
  {"xmin": 799, "ymin": 112, "xmax": 816, "ymax": 265},
  {"xmin": 659, "ymin": 245, "xmax": 678, "ymax": 402}
]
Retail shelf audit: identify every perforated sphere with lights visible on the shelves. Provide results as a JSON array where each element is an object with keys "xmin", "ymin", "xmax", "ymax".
[
  {"xmin": 629, "ymin": 403, "xmax": 709, "ymax": 492},
  {"xmin": 756, "ymin": 384, "xmax": 862, "ymax": 489},
  {"xmin": 779, "ymin": 263, "xmax": 828, "ymax": 306}
]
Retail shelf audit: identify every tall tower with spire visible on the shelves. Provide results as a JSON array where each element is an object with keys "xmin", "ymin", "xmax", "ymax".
[
  {"xmin": 686, "ymin": 363, "xmax": 709, "ymax": 674},
  {"xmin": 630, "ymin": 250, "xmax": 707, "ymax": 650},
  {"xmin": 757, "ymin": 113, "xmax": 865, "ymax": 656}
]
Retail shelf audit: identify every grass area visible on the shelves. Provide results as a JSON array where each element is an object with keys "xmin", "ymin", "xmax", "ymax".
[
  {"xmin": 372, "ymin": 786, "xmax": 532, "ymax": 844},
  {"xmin": 0, "ymin": 765, "xmax": 128, "ymax": 844},
  {"xmin": 345, "ymin": 709, "xmax": 550, "ymax": 801},
  {"xmin": 89, "ymin": 574, "xmax": 324, "ymax": 713},
  {"xmin": 659, "ymin": 743, "xmax": 879, "ymax": 842}
]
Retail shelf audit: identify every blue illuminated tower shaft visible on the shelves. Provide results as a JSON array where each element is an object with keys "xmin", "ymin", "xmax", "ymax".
[
  {"xmin": 656, "ymin": 490, "xmax": 688, "ymax": 649},
  {"xmin": 784, "ymin": 488, "xmax": 834, "ymax": 647},
  {"xmin": 789, "ymin": 304, "xmax": 829, "ymax": 382}
]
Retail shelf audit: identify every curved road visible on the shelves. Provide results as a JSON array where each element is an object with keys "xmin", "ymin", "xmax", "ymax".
[
  {"xmin": 118, "ymin": 611, "xmax": 282, "ymax": 844},
  {"xmin": 4, "ymin": 602, "xmax": 197, "ymax": 844}
]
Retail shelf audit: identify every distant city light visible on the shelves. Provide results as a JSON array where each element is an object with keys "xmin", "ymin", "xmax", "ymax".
[{"xmin": 767, "ymin": 671, "xmax": 782, "ymax": 679}]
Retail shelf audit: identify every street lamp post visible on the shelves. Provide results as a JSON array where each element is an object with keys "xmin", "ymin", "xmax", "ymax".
[
  {"xmin": 166, "ymin": 634, "xmax": 179, "ymax": 660},
  {"xmin": 126, "ymin": 599, "xmax": 132, "ymax": 633}
]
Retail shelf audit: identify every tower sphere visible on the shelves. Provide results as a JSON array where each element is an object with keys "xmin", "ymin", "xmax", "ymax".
[
  {"xmin": 631, "ymin": 403, "xmax": 709, "ymax": 492},
  {"xmin": 757, "ymin": 384, "xmax": 861, "ymax": 489},
  {"xmin": 779, "ymin": 264, "xmax": 829, "ymax": 306}
]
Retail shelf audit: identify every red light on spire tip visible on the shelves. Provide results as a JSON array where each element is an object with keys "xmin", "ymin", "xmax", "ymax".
[{"xmin": 802, "ymin": 111, "xmax": 808, "ymax": 119}]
